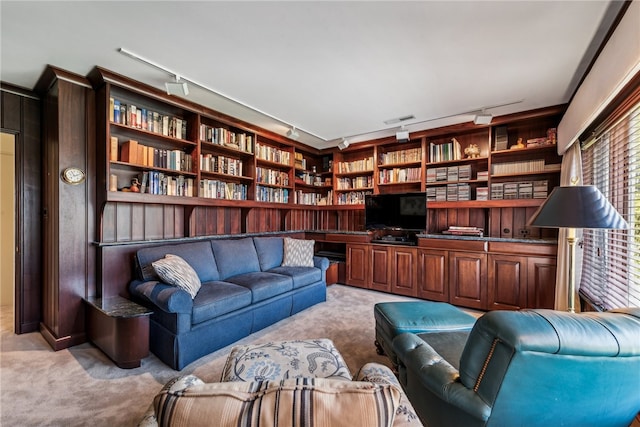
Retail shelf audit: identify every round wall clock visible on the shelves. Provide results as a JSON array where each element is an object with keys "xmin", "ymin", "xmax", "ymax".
[{"xmin": 61, "ymin": 167, "xmax": 86, "ymax": 185}]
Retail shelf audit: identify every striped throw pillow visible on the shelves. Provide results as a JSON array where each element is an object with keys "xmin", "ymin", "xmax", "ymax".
[
  {"xmin": 152, "ymin": 254, "xmax": 201, "ymax": 298},
  {"xmin": 154, "ymin": 378, "xmax": 400, "ymax": 427},
  {"xmin": 281, "ymin": 237, "xmax": 315, "ymax": 267}
]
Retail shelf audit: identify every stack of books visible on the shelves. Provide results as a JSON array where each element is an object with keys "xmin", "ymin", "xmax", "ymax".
[{"xmin": 442, "ymin": 226, "xmax": 484, "ymax": 237}]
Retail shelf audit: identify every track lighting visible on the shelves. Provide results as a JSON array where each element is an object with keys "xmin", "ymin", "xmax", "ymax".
[
  {"xmin": 474, "ymin": 112, "xmax": 493, "ymax": 125},
  {"xmin": 165, "ymin": 75, "xmax": 189, "ymax": 96},
  {"xmin": 396, "ymin": 126, "xmax": 410, "ymax": 143},
  {"xmin": 337, "ymin": 138, "xmax": 350, "ymax": 150},
  {"xmin": 286, "ymin": 127, "xmax": 300, "ymax": 139}
]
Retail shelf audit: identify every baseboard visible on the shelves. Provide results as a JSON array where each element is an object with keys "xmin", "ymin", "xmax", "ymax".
[{"xmin": 39, "ymin": 323, "xmax": 86, "ymax": 351}]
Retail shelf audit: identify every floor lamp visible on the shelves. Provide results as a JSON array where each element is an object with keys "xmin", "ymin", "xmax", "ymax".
[{"xmin": 527, "ymin": 185, "xmax": 628, "ymax": 312}]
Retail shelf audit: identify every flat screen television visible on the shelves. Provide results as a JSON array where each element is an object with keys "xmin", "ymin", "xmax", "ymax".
[{"xmin": 365, "ymin": 192, "xmax": 427, "ymax": 231}]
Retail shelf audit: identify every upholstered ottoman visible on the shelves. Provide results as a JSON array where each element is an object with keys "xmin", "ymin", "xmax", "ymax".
[
  {"xmin": 221, "ymin": 338, "xmax": 352, "ymax": 382},
  {"xmin": 374, "ymin": 301, "xmax": 477, "ymax": 366}
]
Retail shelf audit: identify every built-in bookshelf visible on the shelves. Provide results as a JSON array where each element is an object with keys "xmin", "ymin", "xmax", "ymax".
[{"xmin": 333, "ymin": 148, "xmax": 374, "ymax": 205}]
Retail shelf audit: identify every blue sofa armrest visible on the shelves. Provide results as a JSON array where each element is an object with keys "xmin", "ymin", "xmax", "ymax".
[
  {"xmin": 313, "ymin": 256, "xmax": 329, "ymax": 272},
  {"xmin": 129, "ymin": 280, "xmax": 193, "ymax": 314},
  {"xmin": 393, "ymin": 333, "xmax": 491, "ymax": 425}
]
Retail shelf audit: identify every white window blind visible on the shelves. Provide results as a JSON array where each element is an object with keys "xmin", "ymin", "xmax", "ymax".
[{"xmin": 580, "ymin": 102, "xmax": 640, "ymax": 309}]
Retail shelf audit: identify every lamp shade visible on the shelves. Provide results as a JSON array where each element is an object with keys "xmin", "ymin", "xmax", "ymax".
[{"xmin": 527, "ymin": 185, "xmax": 628, "ymax": 229}]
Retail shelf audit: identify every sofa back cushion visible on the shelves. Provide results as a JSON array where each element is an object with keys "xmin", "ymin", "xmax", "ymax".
[
  {"xmin": 253, "ymin": 236, "xmax": 284, "ymax": 271},
  {"xmin": 210, "ymin": 237, "xmax": 261, "ymax": 279},
  {"xmin": 154, "ymin": 378, "xmax": 401, "ymax": 427},
  {"xmin": 136, "ymin": 241, "xmax": 219, "ymax": 282}
]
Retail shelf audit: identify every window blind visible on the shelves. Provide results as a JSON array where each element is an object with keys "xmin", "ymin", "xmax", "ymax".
[{"xmin": 580, "ymin": 102, "xmax": 640, "ymax": 309}]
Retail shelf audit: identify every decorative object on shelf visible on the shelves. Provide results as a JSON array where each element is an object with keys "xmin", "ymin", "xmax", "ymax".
[
  {"xmin": 61, "ymin": 166, "xmax": 86, "ymax": 185},
  {"xmin": 464, "ymin": 143, "xmax": 480, "ymax": 158},
  {"xmin": 109, "ymin": 174, "xmax": 118, "ymax": 192},
  {"xmin": 527, "ymin": 184, "xmax": 628, "ymax": 312},
  {"xmin": 129, "ymin": 178, "xmax": 140, "ymax": 193},
  {"xmin": 511, "ymin": 138, "xmax": 526, "ymax": 150}
]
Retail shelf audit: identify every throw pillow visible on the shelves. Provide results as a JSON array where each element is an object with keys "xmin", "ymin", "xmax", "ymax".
[
  {"xmin": 152, "ymin": 254, "xmax": 201, "ymax": 298},
  {"xmin": 281, "ymin": 237, "xmax": 315, "ymax": 267},
  {"xmin": 154, "ymin": 378, "xmax": 401, "ymax": 427}
]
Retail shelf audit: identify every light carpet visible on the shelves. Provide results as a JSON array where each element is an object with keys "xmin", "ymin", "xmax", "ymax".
[{"xmin": 1, "ymin": 285, "xmax": 421, "ymax": 427}]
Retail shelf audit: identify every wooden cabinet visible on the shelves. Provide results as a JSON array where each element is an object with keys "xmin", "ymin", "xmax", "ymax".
[
  {"xmin": 488, "ymin": 254, "xmax": 527, "ymax": 310},
  {"xmin": 449, "ymin": 251, "xmax": 487, "ymax": 310},
  {"xmin": 391, "ymin": 246, "xmax": 418, "ymax": 297},
  {"xmin": 417, "ymin": 249, "xmax": 448, "ymax": 301},
  {"xmin": 346, "ymin": 244, "xmax": 370, "ymax": 288},
  {"xmin": 370, "ymin": 245, "xmax": 392, "ymax": 292},
  {"xmin": 526, "ymin": 256, "xmax": 557, "ymax": 309}
]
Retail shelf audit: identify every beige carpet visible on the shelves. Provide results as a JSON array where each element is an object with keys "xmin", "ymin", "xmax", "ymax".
[{"xmin": 1, "ymin": 285, "xmax": 424, "ymax": 427}]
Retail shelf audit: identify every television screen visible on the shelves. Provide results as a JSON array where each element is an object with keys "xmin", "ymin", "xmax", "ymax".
[{"xmin": 365, "ymin": 192, "xmax": 427, "ymax": 231}]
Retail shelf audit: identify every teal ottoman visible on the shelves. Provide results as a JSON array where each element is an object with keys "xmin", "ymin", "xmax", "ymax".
[{"xmin": 374, "ymin": 301, "xmax": 477, "ymax": 366}]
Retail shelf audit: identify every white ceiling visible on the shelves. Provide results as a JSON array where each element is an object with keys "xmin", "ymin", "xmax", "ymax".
[{"xmin": 0, "ymin": 1, "xmax": 624, "ymax": 149}]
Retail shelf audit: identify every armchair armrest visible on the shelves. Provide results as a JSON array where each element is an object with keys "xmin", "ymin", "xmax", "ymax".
[
  {"xmin": 129, "ymin": 280, "xmax": 193, "ymax": 314},
  {"xmin": 313, "ymin": 256, "xmax": 329, "ymax": 271},
  {"xmin": 393, "ymin": 333, "xmax": 491, "ymax": 425}
]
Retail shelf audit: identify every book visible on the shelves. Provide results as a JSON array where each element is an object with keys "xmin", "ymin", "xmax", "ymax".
[
  {"xmin": 109, "ymin": 136, "xmax": 118, "ymax": 161},
  {"xmin": 140, "ymin": 172, "xmax": 149, "ymax": 194},
  {"xmin": 120, "ymin": 139, "xmax": 138, "ymax": 164}
]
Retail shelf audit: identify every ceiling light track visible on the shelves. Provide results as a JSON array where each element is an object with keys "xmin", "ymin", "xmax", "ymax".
[{"xmin": 117, "ymin": 47, "xmax": 326, "ymax": 141}]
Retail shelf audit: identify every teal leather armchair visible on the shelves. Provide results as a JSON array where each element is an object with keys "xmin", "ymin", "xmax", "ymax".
[{"xmin": 393, "ymin": 308, "xmax": 640, "ymax": 427}]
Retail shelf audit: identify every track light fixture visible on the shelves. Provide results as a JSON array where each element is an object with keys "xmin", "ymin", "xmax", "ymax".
[
  {"xmin": 337, "ymin": 138, "xmax": 350, "ymax": 150},
  {"xmin": 286, "ymin": 127, "xmax": 300, "ymax": 139},
  {"xmin": 474, "ymin": 111, "xmax": 493, "ymax": 125},
  {"xmin": 396, "ymin": 126, "xmax": 410, "ymax": 143},
  {"xmin": 165, "ymin": 75, "xmax": 189, "ymax": 96}
]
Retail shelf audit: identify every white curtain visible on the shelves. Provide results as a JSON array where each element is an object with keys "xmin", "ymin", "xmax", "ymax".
[{"xmin": 554, "ymin": 142, "xmax": 583, "ymax": 311}]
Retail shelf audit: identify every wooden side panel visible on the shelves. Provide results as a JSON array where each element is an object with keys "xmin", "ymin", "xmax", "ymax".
[{"xmin": 417, "ymin": 249, "xmax": 448, "ymax": 302}]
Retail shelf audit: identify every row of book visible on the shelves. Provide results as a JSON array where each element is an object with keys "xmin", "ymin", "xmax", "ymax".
[
  {"xmin": 336, "ymin": 190, "xmax": 372, "ymax": 205},
  {"xmin": 294, "ymin": 190, "xmax": 333, "ymax": 206},
  {"xmin": 115, "ymin": 138, "xmax": 194, "ymax": 172},
  {"xmin": 200, "ymin": 124, "xmax": 253, "ymax": 153},
  {"xmin": 139, "ymin": 171, "xmax": 195, "ymax": 197},
  {"xmin": 491, "ymin": 180, "xmax": 549, "ymax": 199},
  {"xmin": 294, "ymin": 152, "xmax": 307, "ymax": 170},
  {"xmin": 255, "ymin": 143, "xmax": 291, "ymax": 165},
  {"xmin": 256, "ymin": 186, "xmax": 289, "ymax": 203},
  {"xmin": 429, "ymin": 138, "xmax": 462, "ymax": 163},
  {"xmin": 200, "ymin": 154, "xmax": 244, "ymax": 176},
  {"xmin": 426, "ymin": 164, "xmax": 474, "ymax": 183},
  {"xmin": 256, "ymin": 167, "xmax": 290, "ymax": 187},
  {"xmin": 378, "ymin": 167, "xmax": 421, "ymax": 184},
  {"xmin": 336, "ymin": 176, "xmax": 372, "ymax": 190},
  {"xmin": 110, "ymin": 98, "xmax": 187, "ymax": 140},
  {"xmin": 199, "ymin": 179, "xmax": 248, "ymax": 200},
  {"xmin": 336, "ymin": 157, "xmax": 374, "ymax": 173},
  {"xmin": 379, "ymin": 147, "xmax": 421, "ymax": 165},
  {"xmin": 491, "ymin": 159, "xmax": 545, "ymax": 175},
  {"xmin": 427, "ymin": 183, "xmax": 472, "ymax": 201}
]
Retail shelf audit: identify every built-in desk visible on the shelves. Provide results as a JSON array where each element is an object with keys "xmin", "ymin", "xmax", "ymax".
[{"xmin": 84, "ymin": 296, "xmax": 153, "ymax": 368}]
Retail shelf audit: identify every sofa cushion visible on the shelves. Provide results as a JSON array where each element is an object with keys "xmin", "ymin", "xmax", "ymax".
[
  {"xmin": 281, "ymin": 237, "xmax": 315, "ymax": 267},
  {"xmin": 210, "ymin": 238, "xmax": 261, "ymax": 279},
  {"xmin": 192, "ymin": 281, "xmax": 252, "ymax": 325},
  {"xmin": 154, "ymin": 377, "xmax": 401, "ymax": 427},
  {"xmin": 253, "ymin": 236, "xmax": 284, "ymax": 271},
  {"xmin": 152, "ymin": 254, "xmax": 201, "ymax": 298},
  {"xmin": 268, "ymin": 265, "xmax": 321, "ymax": 289},
  {"xmin": 225, "ymin": 272, "xmax": 293, "ymax": 303},
  {"xmin": 137, "ymin": 241, "xmax": 219, "ymax": 282}
]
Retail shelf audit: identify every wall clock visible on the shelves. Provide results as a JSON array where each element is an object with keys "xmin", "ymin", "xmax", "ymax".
[{"xmin": 61, "ymin": 167, "xmax": 86, "ymax": 185}]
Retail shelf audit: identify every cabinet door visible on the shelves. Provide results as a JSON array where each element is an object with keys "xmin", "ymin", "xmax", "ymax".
[
  {"xmin": 346, "ymin": 244, "xmax": 369, "ymax": 288},
  {"xmin": 391, "ymin": 247, "xmax": 417, "ymax": 297},
  {"xmin": 417, "ymin": 249, "xmax": 448, "ymax": 301},
  {"xmin": 370, "ymin": 246, "xmax": 391, "ymax": 293},
  {"xmin": 449, "ymin": 251, "xmax": 487, "ymax": 310},
  {"xmin": 488, "ymin": 254, "xmax": 527, "ymax": 310},
  {"xmin": 527, "ymin": 256, "xmax": 557, "ymax": 309}
]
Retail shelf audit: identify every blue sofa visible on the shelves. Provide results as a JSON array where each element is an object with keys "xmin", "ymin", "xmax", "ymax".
[
  {"xmin": 129, "ymin": 236, "xmax": 329, "ymax": 370},
  {"xmin": 392, "ymin": 308, "xmax": 640, "ymax": 427}
]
